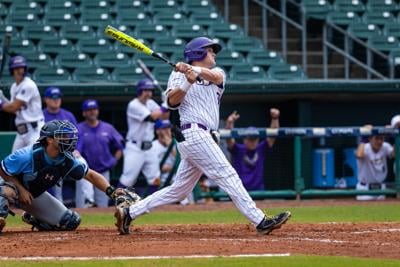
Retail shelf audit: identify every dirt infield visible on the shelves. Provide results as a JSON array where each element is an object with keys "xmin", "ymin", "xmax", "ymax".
[{"xmin": 1, "ymin": 200, "xmax": 400, "ymax": 260}]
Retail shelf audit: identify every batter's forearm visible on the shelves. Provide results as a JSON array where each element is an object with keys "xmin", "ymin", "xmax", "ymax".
[
  {"xmin": 167, "ymin": 89, "xmax": 186, "ymax": 107},
  {"xmin": 193, "ymin": 67, "xmax": 223, "ymax": 85}
]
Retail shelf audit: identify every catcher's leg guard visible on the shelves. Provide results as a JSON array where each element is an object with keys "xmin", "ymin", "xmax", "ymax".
[
  {"xmin": 22, "ymin": 210, "xmax": 81, "ymax": 231},
  {"xmin": 0, "ymin": 179, "xmax": 19, "ymax": 232}
]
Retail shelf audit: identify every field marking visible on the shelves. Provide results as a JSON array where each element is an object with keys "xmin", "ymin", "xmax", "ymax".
[
  {"xmin": 0, "ymin": 253, "xmax": 290, "ymax": 261},
  {"xmin": 352, "ymin": 228, "xmax": 400, "ymax": 234}
]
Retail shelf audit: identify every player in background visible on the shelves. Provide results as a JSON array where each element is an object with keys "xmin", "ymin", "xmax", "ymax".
[
  {"xmin": 43, "ymin": 86, "xmax": 78, "ymax": 202},
  {"xmin": 115, "ymin": 37, "xmax": 291, "ymax": 235},
  {"xmin": 75, "ymin": 100, "xmax": 124, "ymax": 208},
  {"xmin": 0, "ymin": 56, "xmax": 44, "ymax": 152},
  {"xmin": 118, "ymin": 79, "xmax": 169, "ymax": 190},
  {"xmin": 0, "ymin": 120, "xmax": 122, "ymax": 233},
  {"xmin": 225, "ymin": 109, "xmax": 280, "ymax": 191}
]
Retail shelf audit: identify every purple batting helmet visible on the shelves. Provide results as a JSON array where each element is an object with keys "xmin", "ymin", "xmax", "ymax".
[
  {"xmin": 136, "ymin": 78, "xmax": 155, "ymax": 96},
  {"xmin": 9, "ymin": 55, "xmax": 27, "ymax": 75},
  {"xmin": 184, "ymin": 37, "xmax": 222, "ymax": 63}
]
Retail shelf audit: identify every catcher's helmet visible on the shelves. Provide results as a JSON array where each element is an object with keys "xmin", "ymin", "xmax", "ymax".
[
  {"xmin": 184, "ymin": 37, "xmax": 222, "ymax": 63},
  {"xmin": 136, "ymin": 78, "xmax": 155, "ymax": 96},
  {"xmin": 9, "ymin": 55, "xmax": 27, "ymax": 75},
  {"xmin": 39, "ymin": 120, "xmax": 78, "ymax": 153}
]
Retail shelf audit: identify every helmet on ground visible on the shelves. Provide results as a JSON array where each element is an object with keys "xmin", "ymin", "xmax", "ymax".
[
  {"xmin": 39, "ymin": 120, "xmax": 78, "ymax": 153},
  {"xmin": 9, "ymin": 55, "xmax": 27, "ymax": 75},
  {"xmin": 184, "ymin": 37, "xmax": 222, "ymax": 63},
  {"xmin": 136, "ymin": 78, "xmax": 155, "ymax": 96}
]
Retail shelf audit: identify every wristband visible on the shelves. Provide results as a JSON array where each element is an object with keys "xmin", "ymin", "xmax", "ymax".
[
  {"xmin": 105, "ymin": 185, "xmax": 116, "ymax": 198},
  {"xmin": 192, "ymin": 66, "xmax": 202, "ymax": 75},
  {"xmin": 160, "ymin": 106, "xmax": 169, "ymax": 113},
  {"xmin": 180, "ymin": 80, "xmax": 192, "ymax": 93}
]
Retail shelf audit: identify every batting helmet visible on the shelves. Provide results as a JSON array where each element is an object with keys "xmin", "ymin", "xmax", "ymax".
[
  {"xmin": 9, "ymin": 55, "xmax": 27, "ymax": 75},
  {"xmin": 39, "ymin": 120, "xmax": 78, "ymax": 153},
  {"xmin": 136, "ymin": 78, "xmax": 155, "ymax": 96},
  {"xmin": 184, "ymin": 37, "xmax": 222, "ymax": 63}
]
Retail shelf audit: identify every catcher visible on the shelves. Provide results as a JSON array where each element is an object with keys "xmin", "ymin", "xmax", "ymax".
[{"xmin": 0, "ymin": 119, "xmax": 139, "ymax": 232}]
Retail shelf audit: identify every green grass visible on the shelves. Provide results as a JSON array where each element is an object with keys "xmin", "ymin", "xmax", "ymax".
[
  {"xmin": 2, "ymin": 255, "xmax": 400, "ymax": 267},
  {"xmin": 6, "ymin": 203, "xmax": 400, "ymax": 228}
]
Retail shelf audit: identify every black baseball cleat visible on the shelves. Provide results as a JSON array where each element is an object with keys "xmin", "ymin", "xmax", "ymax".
[
  {"xmin": 114, "ymin": 207, "xmax": 132, "ymax": 235},
  {"xmin": 256, "ymin": 211, "xmax": 291, "ymax": 235}
]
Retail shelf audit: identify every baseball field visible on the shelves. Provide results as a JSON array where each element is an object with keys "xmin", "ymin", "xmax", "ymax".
[{"xmin": 1, "ymin": 199, "xmax": 400, "ymax": 266}]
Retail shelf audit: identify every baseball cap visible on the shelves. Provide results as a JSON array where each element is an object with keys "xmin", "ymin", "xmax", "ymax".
[
  {"xmin": 82, "ymin": 99, "xmax": 99, "ymax": 111},
  {"xmin": 44, "ymin": 87, "xmax": 62, "ymax": 99},
  {"xmin": 155, "ymin": 120, "xmax": 171, "ymax": 130},
  {"xmin": 242, "ymin": 127, "xmax": 260, "ymax": 139},
  {"xmin": 391, "ymin": 115, "xmax": 400, "ymax": 128}
]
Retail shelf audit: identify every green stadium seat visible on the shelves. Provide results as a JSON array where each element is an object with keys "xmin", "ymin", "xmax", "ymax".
[
  {"xmin": 59, "ymin": 25, "xmax": 97, "ymax": 41},
  {"xmin": 384, "ymin": 23, "xmax": 400, "ymax": 39},
  {"xmin": 6, "ymin": 13, "xmax": 40, "ymax": 27},
  {"xmin": 10, "ymin": 37, "xmax": 37, "ymax": 54},
  {"xmin": 9, "ymin": 2, "xmax": 43, "ymax": 16},
  {"xmin": 267, "ymin": 64, "xmax": 306, "ymax": 80},
  {"xmin": 116, "ymin": 11, "xmax": 150, "ymax": 27},
  {"xmin": 56, "ymin": 52, "xmax": 93, "ymax": 69},
  {"xmin": 189, "ymin": 12, "xmax": 225, "ymax": 27},
  {"xmin": 368, "ymin": 35, "xmax": 400, "ymax": 52},
  {"xmin": 247, "ymin": 50, "xmax": 284, "ymax": 68},
  {"xmin": 229, "ymin": 64, "xmax": 266, "ymax": 81},
  {"xmin": 0, "ymin": 3, "xmax": 8, "ymax": 18},
  {"xmin": 45, "ymin": 1, "xmax": 79, "ymax": 15},
  {"xmin": 181, "ymin": 0, "xmax": 217, "ymax": 15},
  {"xmin": 153, "ymin": 37, "xmax": 186, "ymax": 54},
  {"xmin": 114, "ymin": 0, "xmax": 146, "ymax": 13},
  {"xmin": 34, "ymin": 68, "xmax": 72, "ymax": 83},
  {"xmin": 94, "ymin": 52, "xmax": 131, "ymax": 68},
  {"xmin": 208, "ymin": 23, "xmax": 244, "ymax": 40},
  {"xmin": 43, "ymin": 12, "xmax": 77, "ymax": 27},
  {"xmin": 134, "ymin": 24, "xmax": 169, "ymax": 41},
  {"xmin": 77, "ymin": 38, "xmax": 113, "ymax": 54},
  {"xmin": 112, "ymin": 67, "xmax": 146, "ymax": 83},
  {"xmin": 215, "ymin": 50, "xmax": 246, "ymax": 68},
  {"xmin": 302, "ymin": 0, "xmax": 333, "ymax": 20},
  {"xmin": 171, "ymin": 24, "xmax": 206, "ymax": 40},
  {"xmin": 152, "ymin": 65, "xmax": 173, "ymax": 82},
  {"xmin": 348, "ymin": 22, "xmax": 381, "ymax": 39},
  {"xmin": 80, "ymin": 0, "xmax": 111, "ymax": 11},
  {"xmin": 366, "ymin": 0, "xmax": 399, "ymax": 12},
  {"xmin": 73, "ymin": 67, "xmax": 111, "ymax": 83},
  {"xmin": 24, "ymin": 52, "xmax": 53, "ymax": 70},
  {"xmin": 21, "ymin": 25, "xmax": 58, "ymax": 41},
  {"xmin": 0, "ymin": 25, "xmax": 15, "ymax": 38},
  {"xmin": 80, "ymin": 12, "xmax": 113, "ymax": 28},
  {"xmin": 148, "ymin": 0, "xmax": 180, "ymax": 14},
  {"xmin": 362, "ymin": 11, "xmax": 396, "ymax": 25},
  {"xmin": 327, "ymin": 11, "xmax": 361, "ymax": 26},
  {"xmin": 227, "ymin": 36, "xmax": 264, "ymax": 53},
  {"xmin": 170, "ymin": 52, "xmax": 184, "ymax": 62},
  {"xmin": 334, "ymin": 0, "xmax": 365, "ymax": 13},
  {"xmin": 153, "ymin": 12, "xmax": 186, "ymax": 27},
  {"xmin": 38, "ymin": 38, "xmax": 74, "ymax": 54},
  {"xmin": 390, "ymin": 50, "xmax": 400, "ymax": 65},
  {"xmin": 133, "ymin": 53, "xmax": 166, "ymax": 68}
]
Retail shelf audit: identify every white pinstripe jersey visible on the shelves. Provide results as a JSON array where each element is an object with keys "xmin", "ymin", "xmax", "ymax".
[{"xmin": 166, "ymin": 67, "xmax": 226, "ymax": 130}]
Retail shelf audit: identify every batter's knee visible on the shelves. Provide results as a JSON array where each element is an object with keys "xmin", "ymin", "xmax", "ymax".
[{"xmin": 59, "ymin": 210, "xmax": 81, "ymax": 230}]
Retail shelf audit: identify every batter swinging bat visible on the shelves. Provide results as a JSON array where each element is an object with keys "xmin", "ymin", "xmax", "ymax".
[
  {"xmin": 104, "ymin": 25, "xmax": 201, "ymax": 82},
  {"xmin": 136, "ymin": 59, "xmax": 166, "ymax": 102}
]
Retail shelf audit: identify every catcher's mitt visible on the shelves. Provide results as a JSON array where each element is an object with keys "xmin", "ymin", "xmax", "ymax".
[{"xmin": 114, "ymin": 187, "xmax": 141, "ymax": 209}]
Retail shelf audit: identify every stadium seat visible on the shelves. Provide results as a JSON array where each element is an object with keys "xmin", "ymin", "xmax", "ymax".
[
  {"xmin": 0, "ymin": 25, "xmax": 15, "ymax": 38},
  {"xmin": 133, "ymin": 53, "xmax": 165, "ymax": 68},
  {"xmin": 9, "ymin": 37, "xmax": 36, "ymax": 54},
  {"xmin": 227, "ymin": 36, "xmax": 264, "ymax": 53},
  {"xmin": 368, "ymin": 35, "xmax": 400, "ymax": 52},
  {"xmin": 208, "ymin": 23, "xmax": 244, "ymax": 40},
  {"xmin": 181, "ymin": 0, "xmax": 217, "ymax": 15},
  {"xmin": 45, "ymin": 1, "xmax": 79, "ymax": 15},
  {"xmin": 0, "ymin": 3, "xmax": 8, "ymax": 18},
  {"xmin": 34, "ymin": 68, "xmax": 72, "ymax": 83},
  {"xmin": 215, "ymin": 50, "xmax": 246, "ymax": 68},
  {"xmin": 189, "ymin": 12, "xmax": 225, "ymax": 27},
  {"xmin": 383, "ymin": 23, "xmax": 400, "ymax": 39},
  {"xmin": 366, "ymin": 0, "xmax": 399, "ymax": 12},
  {"xmin": 56, "ymin": 52, "xmax": 93, "ymax": 69},
  {"xmin": 116, "ymin": 11, "xmax": 150, "ymax": 28},
  {"xmin": 73, "ymin": 67, "xmax": 111, "ymax": 83},
  {"xmin": 38, "ymin": 39, "xmax": 74, "ymax": 54},
  {"xmin": 334, "ymin": 0, "xmax": 365, "ymax": 13},
  {"xmin": 147, "ymin": 0, "xmax": 180, "ymax": 14},
  {"xmin": 134, "ymin": 24, "xmax": 169, "ymax": 41},
  {"xmin": 9, "ymin": 2, "xmax": 43, "ymax": 16},
  {"xmin": 94, "ymin": 53, "xmax": 131, "ymax": 68},
  {"xmin": 112, "ymin": 67, "xmax": 146, "ymax": 83},
  {"xmin": 302, "ymin": 0, "xmax": 333, "ymax": 20},
  {"xmin": 247, "ymin": 50, "xmax": 285, "ymax": 68},
  {"xmin": 153, "ymin": 37, "xmax": 186, "ymax": 54},
  {"xmin": 171, "ymin": 24, "xmax": 206, "ymax": 39},
  {"xmin": 390, "ymin": 50, "xmax": 400, "ymax": 65},
  {"xmin": 43, "ymin": 12, "xmax": 77, "ymax": 27},
  {"xmin": 267, "ymin": 64, "xmax": 306, "ymax": 80},
  {"xmin": 25, "ymin": 52, "xmax": 53, "ymax": 70},
  {"xmin": 80, "ymin": 0, "xmax": 111, "ymax": 11},
  {"xmin": 327, "ymin": 11, "xmax": 361, "ymax": 26},
  {"xmin": 6, "ymin": 13, "xmax": 40, "ymax": 27},
  {"xmin": 362, "ymin": 11, "xmax": 396, "ymax": 25},
  {"xmin": 59, "ymin": 25, "xmax": 97, "ymax": 41},
  {"xmin": 80, "ymin": 12, "xmax": 113, "ymax": 28},
  {"xmin": 77, "ymin": 38, "xmax": 113, "ymax": 54},
  {"xmin": 152, "ymin": 65, "xmax": 173, "ymax": 82},
  {"xmin": 153, "ymin": 12, "xmax": 187, "ymax": 27},
  {"xmin": 21, "ymin": 25, "xmax": 58, "ymax": 41},
  {"xmin": 114, "ymin": 0, "xmax": 146, "ymax": 13},
  {"xmin": 229, "ymin": 64, "xmax": 266, "ymax": 81},
  {"xmin": 348, "ymin": 22, "xmax": 381, "ymax": 40}
]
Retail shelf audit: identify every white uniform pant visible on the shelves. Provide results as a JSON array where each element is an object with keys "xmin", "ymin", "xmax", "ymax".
[
  {"xmin": 12, "ymin": 121, "xmax": 44, "ymax": 152},
  {"xmin": 128, "ymin": 126, "xmax": 265, "ymax": 225},
  {"xmin": 119, "ymin": 142, "xmax": 160, "ymax": 186},
  {"xmin": 356, "ymin": 182, "xmax": 386, "ymax": 201},
  {"xmin": 75, "ymin": 171, "xmax": 110, "ymax": 208}
]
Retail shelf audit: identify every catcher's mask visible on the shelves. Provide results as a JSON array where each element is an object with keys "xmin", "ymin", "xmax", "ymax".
[{"xmin": 39, "ymin": 120, "xmax": 78, "ymax": 153}]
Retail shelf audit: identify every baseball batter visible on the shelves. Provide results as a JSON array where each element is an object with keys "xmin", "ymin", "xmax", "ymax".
[
  {"xmin": 0, "ymin": 120, "xmax": 123, "ymax": 232},
  {"xmin": 119, "ymin": 79, "xmax": 168, "ymax": 188},
  {"xmin": 0, "ymin": 56, "xmax": 44, "ymax": 152},
  {"xmin": 115, "ymin": 37, "xmax": 291, "ymax": 235}
]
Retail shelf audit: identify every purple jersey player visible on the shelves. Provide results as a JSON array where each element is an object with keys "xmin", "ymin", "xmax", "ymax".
[
  {"xmin": 226, "ymin": 109, "xmax": 280, "ymax": 191},
  {"xmin": 75, "ymin": 99, "xmax": 124, "ymax": 208}
]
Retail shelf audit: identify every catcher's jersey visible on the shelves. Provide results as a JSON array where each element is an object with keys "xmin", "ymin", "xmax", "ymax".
[
  {"xmin": 166, "ymin": 67, "xmax": 226, "ymax": 130},
  {"xmin": 126, "ymin": 98, "xmax": 160, "ymax": 142},
  {"xmin": 10, "ymin": 77, "xmax": 44, "ymax": 125}
]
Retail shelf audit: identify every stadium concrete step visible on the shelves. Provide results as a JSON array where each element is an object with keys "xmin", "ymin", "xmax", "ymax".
[{"xmin": 307, "ymin": 64, "xmax": 345, "ymax": 78}]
